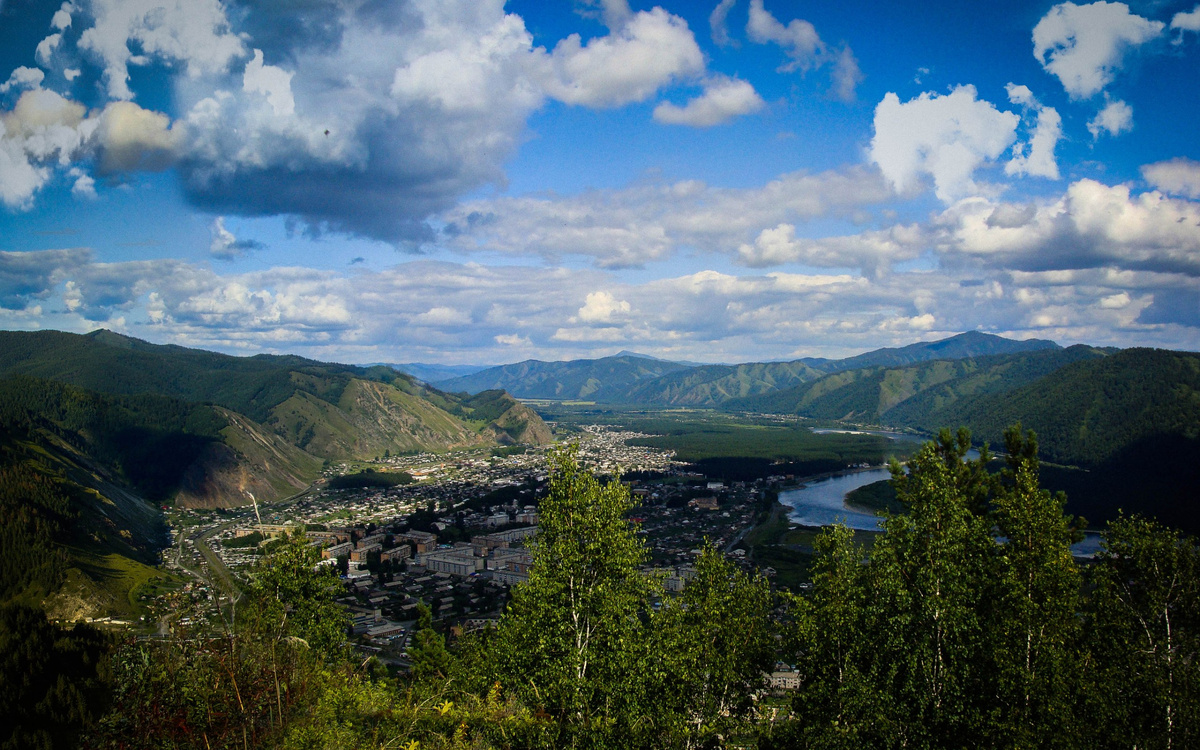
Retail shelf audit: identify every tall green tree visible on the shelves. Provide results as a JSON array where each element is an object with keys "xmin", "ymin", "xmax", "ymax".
[
  {"xmin": 865, "ymin": 428, "xmax": 996, "ymax": 748},
  {"xmin": 986, "ymin": 426, "xmax": 1083, "ymax": 748},
  {"xmin": 653, "ymin": 543, "xmax": 776, "ymax": 748},
  {"xmin": 409, "ymin": 603, "xmax": 452, "ymax": 682},
  {"xmin": 489, "ymin": 445, "xmax": 656, "ymax": 746},
  {"xmin": 1082, "ymin": 516, "xmax": 1200, "ymax": 750},
  {"xmin": 783, "ymin": 524, "xmax": 891, "ymax": 750}
]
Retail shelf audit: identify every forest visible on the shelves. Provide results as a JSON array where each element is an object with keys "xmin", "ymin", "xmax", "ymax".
[{"xmin": 2, "ymin": 430, "xmax": 1198, "ymax": 749}]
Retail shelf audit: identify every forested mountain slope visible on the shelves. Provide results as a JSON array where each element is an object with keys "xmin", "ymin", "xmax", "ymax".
[
  {"xmin": 728, "ymin": 346, "xmax": 1108, "ymax": 423},
  {"xmin": 0, "ymin": 330, "xmax": 552, "ymax": 507},
  {"xmin": 435, "ymin": 353, "xmax": 694, "ymax": 400}
]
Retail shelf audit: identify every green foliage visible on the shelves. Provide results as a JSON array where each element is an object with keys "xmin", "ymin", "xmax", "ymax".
[
  {"xmin": 1080, "ymin": 516, "xmax": 1200, "ymax": 750},
  {"xmin": 653, "ymin": 544, "xmax": 776, "ymax": 746},
  {"xmin": 985, "ymin": 426, "xmax": 1085, "ymax": 748},
  {"xmin": 489, "ymin": 445, "xmax": 655, "ymax": 744},
  {"xmin": 243, "ymin": 531, "xmax": 350, "ymax": 660},
  {"xmin": 0, "ymin": 604, "xmax": 113, "ymax": 750},
  {"xmin": 864, "ymin": 431, "xmax": 998, "ymax": 746},
  {"xmin": 409, "ymin": 603, "xmax": 452, "ymax": 681}
]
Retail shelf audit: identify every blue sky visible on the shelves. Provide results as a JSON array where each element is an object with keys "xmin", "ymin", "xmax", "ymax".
[{"xmin": 2, "ymin": 0, "xmax": 1200, "ymax": 364}]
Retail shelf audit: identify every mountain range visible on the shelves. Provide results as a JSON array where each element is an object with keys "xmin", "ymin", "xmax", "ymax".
[
  {"xmin": 0, "ymin": 330, "xmax": 552, "ymax": 510},
  {"xmin": 433, "ymin": 331, "xmax": 1061, "ymax": 406}
]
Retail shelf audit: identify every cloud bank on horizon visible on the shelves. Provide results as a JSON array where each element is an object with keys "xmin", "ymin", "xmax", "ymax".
[{"xmin": 1, "ymin": 0, "xmax": 1200, "ymax": 364}]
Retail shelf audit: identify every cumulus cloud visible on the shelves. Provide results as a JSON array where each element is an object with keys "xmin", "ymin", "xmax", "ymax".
[
  {"xmin": 870, "ymin": 85, "xmax": 1020, "ymax": 202},
  {"xmin": 95, "ymin": 100, "xmax": 180, "ymax": 172},
  {"xmin": 575, "ymin": 291, "xmax": 631, "ymax": 323},
  {"xmin": 0, "ymin": 88, "xmax": 94, "ymax": 209},
  {"xmin": 2, "ymin": 0, "xmax": 717, "ymax": 243},
  {"xmin": 538, "ymin": 7, "xmax": 704, "ymax": 108},
  {"xmin": 414, "ymin": 306, "xmax": 472, "ymax": 327},
  {"xmin": 1142, "ymin": 158, "xmax": 1200, "ymax": 199},
  {"xmin": 1005, "ymin": 84, "xmax": 1062, "ymax": 180},
  {"xmin": 438, "ymin": 166, "xmax": 893, "ymax": 268},
  {"xmin": 209, "ymin": 217, "xmax": 264, "ymax": 260},
  {"xmin": 747, "ymin": 0, "xmax": 822, "ymax": 71},
  {"xmin": 710, "ymin": 0, "xmax": 738, "ymax": 46},
  {"xmin": 1170, "ymin": 5, "xmax": 1200, "ymax": 34},
  {"xmin": 829, "ymin": 46, "xmax": 863, "ymax": 103},
  {"xmin": 744, "ymin": 0, "xmax": 860, "ymax": 101},
  {"xmin": 1033, "ymin": 1, "xmax": 1163, "ymax": 99},
  {"xmin": 1, "ymin": 248, "xmax": 1197, "ymax": 361},
  {"xmin": 77, "ymin": 0, "xmax": 247, "ymax": 100},
  {"xmin": 653, "ymin": 75, "xmax": 764, "ymax": 127},
  {"xmin": 935, "ymin": 179, "xmax": 1200, "ymax": 276},
  {"xmin": 736, "ymin": 222, "xmax": 924, "ymax": 277},
  {"xmin": 0, "ymin": 67, "xmax": 45, "ymax": 93},
  {"xmin": 1088, "ymin": 97, "xmax": 1133, "ymax": 138},
  {"xmin": 242, "ymin": 49, "xmax": 294, "ymax": 117},
  {"xmin": 0, "ymin": 247, "xmax": 90, "ymax": 309}
]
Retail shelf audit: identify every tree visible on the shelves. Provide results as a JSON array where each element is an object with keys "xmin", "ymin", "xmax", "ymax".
[
  {"xmin": 864, "ymin": 428, "xmax": 996, "ymax": 747},
  {"xmin": 784, "ymin": 524, "xmax": 891, "ymax": 750},
  {"xmin": 489, "ymin": 444, "xmax": 656, "ymax": 746},
  {"xmin": 1082, "ymin": 516, "xmax": 1200, "ymax": 750},
  {"xmin": 654, "ymin": 543, "xmax": 776, "ymax": 748},
  {"xmin": 409, "ymin": 603, "xmax": 452, "ymax": 682},
  {"xmin": 244, "ymin": 529, "xmax": 349, "ymax": 659},
  {"xmin": 986, "ymin": 426, "xmax": 1083, "ymax": 748},
  {"xmin": 0, "ymin": 604, "xmax": 112, "ymax": 750}
]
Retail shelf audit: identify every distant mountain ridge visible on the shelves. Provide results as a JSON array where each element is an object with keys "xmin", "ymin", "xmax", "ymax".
[
  {"xmin": 435, "ymin": 332, "xmax": 1062, "ymax": 405},
  {"xmin": 436, "ymin": 354, "xmax": 695, "ymax": 401}
]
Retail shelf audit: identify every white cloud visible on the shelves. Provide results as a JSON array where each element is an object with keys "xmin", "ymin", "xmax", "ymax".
[
  {"xmin": 95, "ymin": 100, "xmax": 179, "ymax": 172},
  {"xmin": 51, "ymin": 3, "xmax": 73, "ymax": 31},
  {"xmin": 744, "ymin": 0, "xmax": 860, "ymax": 100},
  {"xmin": 242, "ymin": 49, "xmax": 294, "ymax": 118},
  {"xmin": 538, "ymin": 7, "xmax": 704, "ymax": 108},
  {"xmin": 495, "ymin": 333, "xmax": 532, "ymax": 347},
  {"xmin": 653, "ymin": 75, "xmax": 764, "ymax": 127},
  {"xmin": 77, "ymin": 0, "xmax": 247, "ymax": 100},
  {"xmin": 0, "ymin": 88, "xmax": 94, "ymax": 209},
  {"xmin": 575, "ymin": 291, "xmax": 631, "ymax": 323},
  {"xmin": 710, "ymin": 0, "xmax": 738, "ymax": 46},
  {"xmin": 1005, "ymin": 83, "xmax": 1038, "ymax": 108},
  {"xmin": 1032, "ymin": 1, "xmax": 1163, "ymax": 99},
  {"xmin": 736, "ymin": 222, "xmax": 924, "ymax": 277},
  {"xmin": 0, "ymin": 67, "xmax": 45, "ymax": 93},
  {"xmin": 1007, "ymin": 106, "xmax": 1062, "ymax": 180},
  {"xmin": 414, "ymin": 306, "xmax": 472, "ymax": 327},
  {"xmin": 2, "ymin": 250, "xmax": 1198, "ymax": 361},
  {"xmin": 1142, "ymin": 158, "xmax": 1200, "ymax": 199},
  {"xmin": 438, "ymin": 166, "xmax": 893, "ymax": 267},
  {"xmin": 1088, "ymin": 97, "xmax": 1133, "ymax": 138},
  {"xmin": 69, "ymin": 167, "xmax": 95, "ymax": 197},
  {"xmin": 747, "ymin": 0, "xmax": 823, "ymax": 71},
  {"xmin": 935, "ymin": 179, "xmax": 1200, "ymax": 276},
  {"xmin": 830, "ymin": 46, "xmax": 863, "ymax": 103},
  {"xmin": 870, "ymin": 85, "xmax": 1020, "ymax": 202},
  {"xmin": 35, "ymin": 33, "xmax": 62, "ymax": 67},
  {"xmin": 1171, "ymin": 5, "xmax": 1200, "ymax": 33},
  {"xmin": 208, "ymin": 217, "xmax": 262, "ymax": 260}
]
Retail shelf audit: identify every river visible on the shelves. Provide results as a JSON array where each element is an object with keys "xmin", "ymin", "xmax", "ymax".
[{"xmin": 781, "ymin": 428, "xmax": 1102, "ymax": 556}]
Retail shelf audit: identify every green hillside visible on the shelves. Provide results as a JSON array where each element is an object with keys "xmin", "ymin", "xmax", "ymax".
[
  {"xmin": 0, "ymin": 379, "xmax": 176, "ymax": 620},
  {"xmin": 622, "ymin": 360, "xmax": 824, "ymax": 406},
  {"xmin": 730, "ymin": 347, "xmax": 1108, "ymax": 423},
  {"xmin": 815, "ymin": 330, "xmax": 1059, "ymax": 373},
  {"xmin": 435, "ymin": 354, "xmax": 695, "ymax": 400},
  {"xmin": 0, "ymin": 330, "xmax": 552, "ymax": 507}
]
